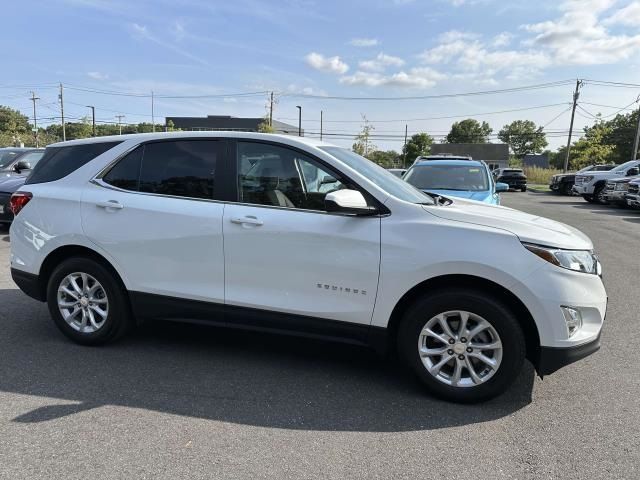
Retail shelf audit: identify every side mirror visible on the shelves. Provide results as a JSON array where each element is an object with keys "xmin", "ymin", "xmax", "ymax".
[
  {"xmin": 495, "ymin": 182, "xmax": 509, "ymax": 193},
  {"xmin": 14, "ymin": 161, "xmax": 31, "ymax": 173},
  {"xmin": 627, "ymin": 167, "xmax": 639, "ymax": 176},
  {"xmin": 325, "ymin": 189, "xmax": 377, "ymax": 215},
  {"xmin": 320, "ymin": 175, "xmax": 338, "ymax": 185}
]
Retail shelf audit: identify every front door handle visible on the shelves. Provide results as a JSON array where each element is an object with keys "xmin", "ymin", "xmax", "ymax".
[
  {"xmin": 96, "ymin": 200, "xmax": 124, "ymax": 210},
  {"xmin": 230, "ymin": 215, "xmax": 263, "ymax": 226}
]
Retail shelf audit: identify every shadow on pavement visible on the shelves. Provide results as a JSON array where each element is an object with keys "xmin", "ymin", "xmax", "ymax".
[{"xmin": 0, "ymin": 288, "xmax": 534, "ymax": 432}]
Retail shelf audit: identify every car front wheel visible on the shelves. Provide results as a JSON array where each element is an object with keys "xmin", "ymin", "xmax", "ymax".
[
  {"xmin": 47, "ymin": 257, "xmax": 133, "ymax": 345},
  {"xmin": 397, "ymin": 289, "xmax": 525, "ymax": 403}
]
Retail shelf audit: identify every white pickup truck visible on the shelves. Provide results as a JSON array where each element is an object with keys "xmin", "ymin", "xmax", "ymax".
[{"xmin": 573, "ymin": 160, "xmax": 640, "ymax": 203}]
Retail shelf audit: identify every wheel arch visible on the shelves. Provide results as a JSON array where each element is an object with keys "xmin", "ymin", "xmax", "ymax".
[
  {"xmin": 36, "ymin": 244, "xmax": 129, "ymax": 302},
  {"xmin": 384, "ymin": 274, "xmax": 540, "ymax": 363}
]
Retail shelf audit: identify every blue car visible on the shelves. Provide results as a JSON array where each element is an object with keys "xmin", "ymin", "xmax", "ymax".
[{"xmin": 403, "ymin": 158, "xmax": 508, "ymax": 205}]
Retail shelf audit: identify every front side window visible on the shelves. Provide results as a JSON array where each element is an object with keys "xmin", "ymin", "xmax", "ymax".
[
  {"xmin": 238, "ymin": 142, "xmax": 347, "ymax": 210},
  {"xmin": 17, "ymin": 151, "xmax": 45, "ymax": 168},
  {"xmin": 139, "ymin": 141, "xmax": 219, "ymax": 200},
  {"xmin": 404, "ymin": 164, "xmax": 489, "ymax": 191},
  {"xmin": 0, "ymin": 150, "xmax": 20, "ymax": 169}
]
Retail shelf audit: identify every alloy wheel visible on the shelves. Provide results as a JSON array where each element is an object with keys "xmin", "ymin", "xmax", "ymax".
[{"xmin": 57, "ymin": 272, "xmax": 109, "ymax": 333}]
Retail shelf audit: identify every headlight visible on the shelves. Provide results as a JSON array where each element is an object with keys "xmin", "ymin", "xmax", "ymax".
[
  {"xmin": 523, "ymin": 243, "xmax": 601, "ymax": 275},
  {"xmin": 582, "ymin": 176, "xmax": 594, "ymax": 182},
  {"xmin": 615, "ymin": 183, "xmax": 629, "ymax": 191}
]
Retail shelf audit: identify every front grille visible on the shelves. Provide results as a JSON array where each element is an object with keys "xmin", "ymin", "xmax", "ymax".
[
  {"xmin": 574, "ymin": 177, "xmax": 585, "ymax": 185},
  {"xmin": 628, "ymin": 183, "xmax": 639, "ymax": 195},
  {"xmin": 605, "ymin": 182, "xmax": 615, "ymax": 192}
]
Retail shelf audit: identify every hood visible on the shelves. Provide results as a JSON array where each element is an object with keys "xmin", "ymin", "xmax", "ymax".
[
  {"xmin": 423, "ymin": 189, "xmax": 494, "ymax": 203},
  {"xmin": 0, "ymin": 175, "xmax": 28, "ymax": 194},
  {"xmin": 607, "ymin": 175, "xmax": 640, "ymax": 184},
  {"xmin": 576, "ymin": 171, "xmax": 612, "ymax": 179},
  {"xmin": 423, "ymin": 198, "xmax": 593, "ymax": 250}
]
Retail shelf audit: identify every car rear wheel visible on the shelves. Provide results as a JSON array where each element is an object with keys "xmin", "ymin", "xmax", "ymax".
[
  {"xmin": 47, "ymin": 257, "xmax": 133, "ymax": 345},
  {"xmin": 397, "ymin": 289, "xmax": 525, "ymax": 403}
]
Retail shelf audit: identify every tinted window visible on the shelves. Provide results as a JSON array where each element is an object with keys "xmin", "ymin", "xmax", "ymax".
[
  {"xmin": 238, "ymin": 142, "xmax": 347, "ymax": 210},
  {"xmin": 103, "ymin": 147, "xmax": 143, "ymax": 191},
  {"xmin": 139, "ymin": 140, "xmax": 219, "ymax": 200},
  {"xmin": 404, "ymin": 164, "xmax": 489, "ymax": 191},
  {"xmin": 26, "ymin": 142, "xmax": 122, "ymax": 185}
]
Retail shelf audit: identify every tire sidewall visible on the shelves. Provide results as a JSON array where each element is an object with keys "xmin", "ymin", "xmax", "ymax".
[
  {"xmin": 398, "ymin": 289, "xmax": 525, "ymax": 403},
  {"xmin": 47, "ymin": 257, "xmax": 129, "ymax": 345}
]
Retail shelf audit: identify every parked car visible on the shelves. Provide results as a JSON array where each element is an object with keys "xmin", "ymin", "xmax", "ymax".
[
  {"xmin": 10, "ymin": 132, "xmax": 606, "ymax": 403},
  {"xmin": 403, "ymin": 158, "xmax": 508, "ymax": 205},
  {"xmin": 0, "ymin": 148, "xmax": 44, "ymax": 175},
  {"xmin": 550, "ymin": 164, "xmax": 615, "ymax": 195},
  {"xmin": 387, "ymin": 168, "xmax": 406, "ymax": 178},
  {"xmin": 602, "ymin": 176, "xmax": 640, "ymax": 206},
  {"xmin": 493, "ymin": 168, "xmax": 527, "ymax": 191},
  {"xmin": 625, "ymin": 178, "xmax": 640, "ymax": 209},
  {"xmin": 0, "ymin": 149, "xmax": 45, "ymax": 225},
  {"xmin": 573, "ymin": 160, "xmax": 640, "ymax": 204}
]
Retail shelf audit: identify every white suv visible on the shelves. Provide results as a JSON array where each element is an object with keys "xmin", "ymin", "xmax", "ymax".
[
  {"xmin": 573, "ymin": 160, "xmax": 640, "ymax": 203},
  {"xmin": 9, "ymin": 132, "xmax": 606, "ymax": 403}
]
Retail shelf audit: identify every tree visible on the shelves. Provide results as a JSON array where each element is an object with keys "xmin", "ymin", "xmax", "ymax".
[
  {"xmin": 368, "ymin": 150, "xmax": 400, "ymax": 168},
  {"xmin": 599, "ymin": 109, "xmax": 639, "ymax": 163},
  {"xmin": 257, "ymin": 117, "xmax": 275, "ymax": 133},
  {"xmin": 498, "ymin": 120, "xmax": 548, "ymax": 157},
  {"xmin": 446, "ymin": 119, "xmax": 492, "ymax": 143},
  {"xmin": 352, "ymin": 115, "xmax": 376, "ymax": 157},
  {"xmin": 402, "ymin": 132, "xmax": 433, "ymax": 165},
  {"xmin": 569, "ymin": 120, "xmax": 616, "ymax": 169},
  {"xmin": 0, "ymin": 105, "xmax": 32, "ymax": 146}
]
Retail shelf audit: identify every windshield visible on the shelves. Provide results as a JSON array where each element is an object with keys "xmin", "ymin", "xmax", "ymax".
[
  {"xmin": 612, "ymin": 160, "xmax": 638, "ymax": 173},
  {"xmin": 0, "ymin": 150, "xmax": 21, "ymax": 169},
  {"xmin": 320, "ymin": 147, "xmax": 433, "ymax": 204},
  {"xmin": 404, "ymin": 164, "xmax": 489, "ymax": 191}
]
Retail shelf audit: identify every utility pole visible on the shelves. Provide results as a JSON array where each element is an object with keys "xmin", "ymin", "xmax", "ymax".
[
  {"xmin": 296, "ymin": 106, "xmax": 302, "ymax": 137},
  {"xmin": 632, "ymin": 96, "xmax": 640, "ymax": 161},
  {"xmin": 320, "ymin": 110, "xmax": 323, "ymax": 141},
  {"xmin": 151, "ymin": 91, "xmax": 155, "ymax": 132},
  {"xmin": 59, "ymin": 83, "xmax": 66, "ymax": 141},
  {"xmin": 403, "ymin": 124, "xmax": 408, "ymax": 167},
  {"xmin": 87, "ymin": 106, "xmax": 96, "ymax": 136},
  {"xmin": 563, "ymin": 79, "xmax": 583, "ymax": 173},
  {"xmin": 116, "ymin": 115, "xmax": 125, "ymax": 135},
  {"xmin": 30, "ymin": 91, "xmax": 40, "ymax": 147},
  {"xmin": 269, "ymin": 92, "xmax": 274, "ymax": 127}
]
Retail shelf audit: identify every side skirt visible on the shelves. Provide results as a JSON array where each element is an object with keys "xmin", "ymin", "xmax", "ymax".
[{"xmin": 129, "ymin": 291, "xmax": 389, "ymax": 353}]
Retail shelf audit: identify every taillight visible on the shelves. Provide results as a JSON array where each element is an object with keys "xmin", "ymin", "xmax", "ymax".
[{"xmin": 10, "ymin": 191, "xmax": 32, "ymax": 215}]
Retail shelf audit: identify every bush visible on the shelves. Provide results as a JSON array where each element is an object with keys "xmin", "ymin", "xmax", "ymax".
[{"xmin": 523, "ymin": 166, "xmax": 562, "ymax": 185}]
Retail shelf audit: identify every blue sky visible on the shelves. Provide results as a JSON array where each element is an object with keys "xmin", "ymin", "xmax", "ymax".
[{"xmin": 2, "ymin": 0, "xmax": 640, "ymax": 150}]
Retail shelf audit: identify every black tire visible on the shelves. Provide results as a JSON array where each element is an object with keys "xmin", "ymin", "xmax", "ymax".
[
  {"xmin": 397, "ymin": 288, "xmax": 525, "ymax": 403},
  {"xmin": 583, "ymin": 194, "xmax": 596, "ymax": 203},
  {"xmin": 593, "ymin": 184, "xmax": 607, "ymax": 204},
  {"xmin": 521, "ymin": 186, "xmax": 527, "ymax": 192},
  {"xmin": 46, "ymin": 257, "xmax": 133, "ymax": 345},
  {"xmin": 562, "ymin": 183, "xmax": 573, "ymax": 195}
]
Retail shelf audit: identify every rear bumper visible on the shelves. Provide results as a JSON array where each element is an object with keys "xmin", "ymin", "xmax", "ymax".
[
  {"xmin": 537, "ymin": 333, "xmax": 601, "ymax": 376},
  {"xmin": 11, "ymin": 268, "xmax": 45, "ymax": 301}
]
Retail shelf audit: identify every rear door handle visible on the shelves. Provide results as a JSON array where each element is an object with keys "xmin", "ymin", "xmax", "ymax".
[
  {"xmin": 96, "ymin": 200, "xmax": 124, "ymax": 210},
  {"xmin": 230, "ymin": 215, "xmax": 263, "ymax": 226}
]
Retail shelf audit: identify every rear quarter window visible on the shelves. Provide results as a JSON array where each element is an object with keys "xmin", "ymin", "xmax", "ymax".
[{"xmin": 25, "ymin": 141, "xmax": 122, "ymax": 185}]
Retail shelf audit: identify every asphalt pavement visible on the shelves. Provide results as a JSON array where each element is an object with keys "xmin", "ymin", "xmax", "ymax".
[{"xmin": 0, "ymin": 192, "xmax": 638, "ymax": 480}]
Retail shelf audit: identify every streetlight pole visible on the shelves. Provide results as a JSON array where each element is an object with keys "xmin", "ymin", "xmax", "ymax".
[
  {"xmin": 30, "ymin": 91, "xmax": 40, "ymax": 147},
  {"xmin": 86, "ymin": 106, "xmax": 96, "ymax": 137},
  {"xmin": 296, "ymin": 105, "xmax": 302, "ymax": 137},
  {"xmin": 632, "ymin": 95, "xmax": 640, "ymax": 161},
  {"xmin": 320, "ymin": 110, "xmax": 323, "ymax": 141}
]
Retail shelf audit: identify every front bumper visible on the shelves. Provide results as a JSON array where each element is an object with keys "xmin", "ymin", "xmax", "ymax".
[
  {"xmin": 626, "ymin": 193, "xmax": 640, "ymax": 208},
  {"xmin": 603, "ymin": 189, "xmax": 628, "ymax": 203},
  {"xmin": 537, "ymin": 332, "xmax": 601, "ymax": 376},
  {"xmin": 572, "ymin": 183, "xmax": 595, "ymax": 195}
]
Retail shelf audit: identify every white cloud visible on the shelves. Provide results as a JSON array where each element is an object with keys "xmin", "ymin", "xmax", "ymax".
[
  {"xmin": 305, "ymin": 52, "xmax": 349, "ymax": 74},
  {"xmin": 604, "ymin": 1, "xmax": 640, "ymax": 26},
  {"xmin": 87, "ymin": 71, "xmax": 108, "ymax": 80},
  {"xmin": 522, "ymin": 0, "xmax": 640, "ymax": 65},
  {"xmin": 129, "ymin": 23, "xmax": 209, "ymax": 66},
  {"xmin": 340, "ymin": 67, "xmax": 445, "ymax": 88},
  {"xmin": 446, "ymin": 0, "xmax": 467, "ymax": 6},
  {"xmin": 358, "ymin": 52, "xmax": 405, "ymax": 72},
  {"xmin": 491, "ymin": 32, "xmax": 512, "ymax": 47},
  {"xmin": 349, "ymin": 38, "xmax": 379, "ymax": 47}
]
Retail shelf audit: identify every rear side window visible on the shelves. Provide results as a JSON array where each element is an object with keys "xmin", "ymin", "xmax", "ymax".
[
  {"xmin": 103, "ymin": 147, "xmax": 143, "ymax": 191},
  {"xmin": 103, "ymin": 140, "xmax": 220, "ymax": 200},
  {"xmin": 26, "ymin": 142, "xmax": 122, "ymax": 185}
]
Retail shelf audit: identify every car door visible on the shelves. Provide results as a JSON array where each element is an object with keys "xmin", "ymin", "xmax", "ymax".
[
  {"xmin": 223, "ymin": 140, "xmax": 381, "ymax": 329},
  {"xmin": 81, "ymin": 139, "xmax": 227, "ymax": 306}
]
